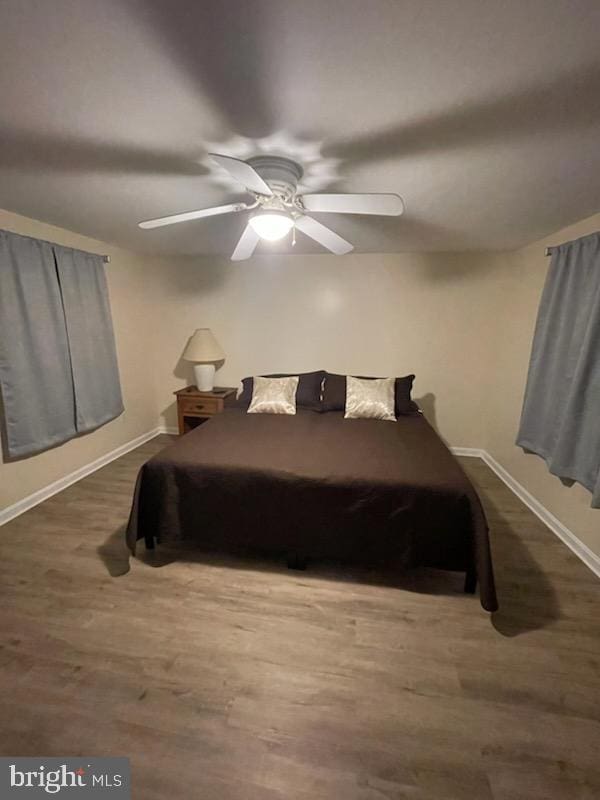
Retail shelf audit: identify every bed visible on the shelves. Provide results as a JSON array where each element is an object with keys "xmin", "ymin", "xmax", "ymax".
[{"xmin": 126, "ymin": 407, "xmax": 498, "ymax": 611}]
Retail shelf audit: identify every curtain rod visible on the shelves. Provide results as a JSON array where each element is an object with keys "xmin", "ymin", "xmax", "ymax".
[
  {"xmin": 545, "ymin": 247, "xmax": 553, "ymax": 256},
  {"xmin": 545, "ymin": 231, "xmax": 599, "ymax": 256},
  {"xmin": 1, "ymin": 227, "xmax": 112, "ymax": 262}
]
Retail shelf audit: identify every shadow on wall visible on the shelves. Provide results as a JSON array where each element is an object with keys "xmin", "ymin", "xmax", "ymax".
[
  {"xmin": 172, "ymin": 335, "xmax": 227, "ymax": 384},
  {"xmin": 173, "ymin": 338, "xmax": 198, "ymax": 383},
  {"xmin": 163, "ymin": 255, "xmax": 230, "ymax": 295},
  {"xmin": 415, "ymin": 251, "xmax": 502, "ymax": 281},
  {"xmin": 414, "ymin": 393, "xmax": 437, "ymax": 431},
  {"xmin": 173, "ymin": 354, "xmax": 190, "ymax": 383}
]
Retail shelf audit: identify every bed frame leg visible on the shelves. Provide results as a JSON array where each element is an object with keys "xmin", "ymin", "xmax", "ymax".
[
  {"xmin": 287, "ymin": 554, "xmax": 307, "ymax": 571},
  {"xmin": 144, "ymin": 534, "xmax": 155, "ymax": 551},
  {"xmin": 464, "ymin": 564, "xmax": 477, "ymax": 594}
]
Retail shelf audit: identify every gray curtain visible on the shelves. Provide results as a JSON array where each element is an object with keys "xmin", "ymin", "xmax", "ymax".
[
  {"xmin": 0, "ymin": 230, "xmax": 123, "ymax": 458},
  {"xmin": 516, "ymin": 231, "xmax": 600, "ymax": 508},
  {"xmin": 54, "ymin": 247, "xmax": 123, "ymax": 434}
]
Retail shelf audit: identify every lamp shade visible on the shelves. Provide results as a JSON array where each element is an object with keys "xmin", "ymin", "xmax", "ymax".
[{"xmin": 182, "ymin": 328, "xmax": 225, "ymax": 363}]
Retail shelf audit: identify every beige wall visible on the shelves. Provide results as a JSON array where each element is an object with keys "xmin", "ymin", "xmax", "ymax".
[
  {"xmin": 0, "ymin": 209, "xmax": 157, "ymax": 508},
  {"xmin": 149, "ymin": 251, "xmax": 501, "ymax": 448},
  {"xmin": 2, "ymin": 206, "xmax": 599, "ymax": 564},
  {"xmin": 2, "ymin": 230, "xmax": 503, "ymax": 508},
  {"xmin": 149, "ymin": 234, "xmax": 600, "ymax": 560},
  {"xmin": 484, "ymin": 211, "xmax": 600, "ymax": 557}
]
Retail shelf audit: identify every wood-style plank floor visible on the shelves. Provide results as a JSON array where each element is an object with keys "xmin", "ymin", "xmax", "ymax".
[{"xmin": 1, "ymin": 435, "xmax": 599, "ymax": 799}]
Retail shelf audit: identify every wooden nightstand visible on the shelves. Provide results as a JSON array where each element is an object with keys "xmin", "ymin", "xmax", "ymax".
[{"xmin": 174, "ymin": 386, "xmax": 237, "ymax": 435}]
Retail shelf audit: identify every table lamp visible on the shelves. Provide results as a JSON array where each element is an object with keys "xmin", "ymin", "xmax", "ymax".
[{"xmin": 182, "ymin": 328, "xmax": 225, "ymax": 392}]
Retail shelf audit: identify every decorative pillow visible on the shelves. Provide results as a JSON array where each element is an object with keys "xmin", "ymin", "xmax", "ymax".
[
  {"xmin": 247, "ymin": 376, "xmax": 299, "ymax": 415},
  {"xmin": 344, "ymin": 376, "xmax": 396, "ymax": 421},
  {"xmin": 322, "ymin": 372, "xmax": 419, "ymax": 415},
  {"xmin": 236, "ymin": 370, "xmax": 325, "ymax": 410}
]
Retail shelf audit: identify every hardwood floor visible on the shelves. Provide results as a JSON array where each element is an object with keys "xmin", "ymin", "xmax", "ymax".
[{"xmin": 1, "ymin": 435, "xmax": 599, "ymax": 799}]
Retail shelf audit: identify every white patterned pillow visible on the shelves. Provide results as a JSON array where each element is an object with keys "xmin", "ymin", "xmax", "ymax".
[
  {"xmin": 344, "ymin": 376, "xmax": 396, "ymax": 421},
  {"xmin": 247, "ymin": 376, "xmax": 299, "ymax": 415}
]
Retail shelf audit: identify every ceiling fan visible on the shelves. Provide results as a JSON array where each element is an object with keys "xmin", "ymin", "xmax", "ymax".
[{"xmin": 138, "ymin": 154, "xmax": 404, "ymax": 260}]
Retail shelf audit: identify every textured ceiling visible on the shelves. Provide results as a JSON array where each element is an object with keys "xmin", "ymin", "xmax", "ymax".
[{"xmin": 1, "ymin": 0, "xmax": 600, "ymax": 256}]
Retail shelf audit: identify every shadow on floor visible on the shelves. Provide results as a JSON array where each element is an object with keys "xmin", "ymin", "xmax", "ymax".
[
  {"xmin": 98, "ymin": 477, "xmax": 561, "ymax": 636},
  {"xmin": 99, "ymin": 529, "xmax": 474, "ymax": 601},
  {"xmin": 473, "ymin": 484, "xmax": 561, "ymax": 637},
  {"xmin": 96, "ymin": 525, "xmax": 131, "ymax": 577}
]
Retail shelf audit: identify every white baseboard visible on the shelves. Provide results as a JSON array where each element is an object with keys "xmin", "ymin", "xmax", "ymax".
[
  {"xmin": 2, "ymin": 432, "xmax": 599, "ymax": 582},
  {"xmin": 450, "ymin": 446, "xmax": 485, "ymax": 458},
  {"xmin": 0, "ymin": 426, "xmax": 166, "ymax": 526},
  {"xmin": 452, "ymin": 446, "xmax": 600, "ymax": 580}
]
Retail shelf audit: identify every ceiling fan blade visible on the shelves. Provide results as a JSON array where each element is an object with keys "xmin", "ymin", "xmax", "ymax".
[
  {"xmin": 231, "ymin": 224, "xmax": 260, "ymax": 261},
  {"xmin": 139, "ymin": 202, "xmax": 247, "ymax": 229},
  {"xmin": 294, "ymin": 215, "xmax": 353, "ymax": 255},
  {"xmin": 209, "ymin": 153, "xmax": 273, "ymax": 196},
  {"xmin": 300, "ymin": 193, "xmax": 404, "ymax": 216}
]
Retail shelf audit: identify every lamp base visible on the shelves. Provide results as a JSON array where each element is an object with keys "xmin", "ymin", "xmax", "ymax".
[{"xmin": 194, "ymin": 363, "xmax": 216, "ymax": 392}]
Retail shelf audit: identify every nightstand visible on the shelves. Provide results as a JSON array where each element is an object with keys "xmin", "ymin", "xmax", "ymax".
[{"xmin": 174, "ymin": 386, "xmax": 237, "ymax": 435}]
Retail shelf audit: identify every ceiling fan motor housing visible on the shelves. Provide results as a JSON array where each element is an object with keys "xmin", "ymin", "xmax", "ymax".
[{"xmin": 246, "ymin": 156, "xmax": 303, "ymax": 199}]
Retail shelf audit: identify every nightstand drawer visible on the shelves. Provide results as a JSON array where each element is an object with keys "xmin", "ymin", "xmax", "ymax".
[
  {"xmin": 175, "ymin": 386, "xmax": 237, "ymax": 435},
  {"xmin": 179, "ymin": 396, "xmax": 221, "ymax": 415}
]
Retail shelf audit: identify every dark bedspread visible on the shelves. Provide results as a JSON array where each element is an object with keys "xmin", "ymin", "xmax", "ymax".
[{"xmin": 126, "ymin": 409, "xmax": 497, "ymax": 611}]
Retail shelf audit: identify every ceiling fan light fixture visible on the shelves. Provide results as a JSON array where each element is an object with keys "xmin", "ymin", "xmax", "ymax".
[{"xmin": 249, "ymin": 212, "xmax": 294, "ymax": 242}]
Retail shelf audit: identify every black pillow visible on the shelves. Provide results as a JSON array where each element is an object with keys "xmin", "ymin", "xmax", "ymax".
[
  {"xmin": 321, "ymin": 372, "xmax": 419, "ymax": 415},
  {"xmin": 235, "ymin": 370, "xmax": 326, "ymax": 411}
]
